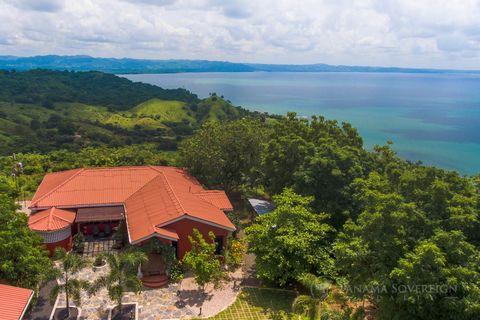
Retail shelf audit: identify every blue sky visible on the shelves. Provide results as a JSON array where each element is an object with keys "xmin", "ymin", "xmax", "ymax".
[{"xmin": 0, "ymin": 0, "xmax": 479, "ymax": 69}]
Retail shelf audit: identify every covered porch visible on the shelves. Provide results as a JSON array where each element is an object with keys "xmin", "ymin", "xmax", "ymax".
[
  {"xmin": 75, "ymin": 206, "xmax": 124, "ymax": 238},
  {"xmin": 140, "ymin": 253, "xmax": 170, "ymax": 288},
  {"xmin": 137, "ymin": 237, "xmax": 179, "ymax": 288}
]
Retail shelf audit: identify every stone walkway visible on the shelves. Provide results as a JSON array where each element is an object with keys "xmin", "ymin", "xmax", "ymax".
[
  {"xmin": 56, "ymin": 263, "xmax": 194, "ymax": 320},
  {"xmin": 55, "ymin": 258, "xmax": 246, "ymax": 319}
]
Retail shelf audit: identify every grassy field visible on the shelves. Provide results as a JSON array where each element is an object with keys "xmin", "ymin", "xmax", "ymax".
[
  {"xmin": 205, "ymin": 287, "xmax": 297, "ymax": 320},
  {"xmin": 133, "ymin": 99, "xmax": 194, "ymax": 122}
]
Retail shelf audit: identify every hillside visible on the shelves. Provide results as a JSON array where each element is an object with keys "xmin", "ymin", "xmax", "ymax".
[
  {"xmin": 1, "ymin": 55, "xmax": 478, "ymax": 74},
  {"xmin": 0, "ymin": 70, "xmax": 260, "ymax": 154}
]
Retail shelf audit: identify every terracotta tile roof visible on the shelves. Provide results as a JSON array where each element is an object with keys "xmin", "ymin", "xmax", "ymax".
[
  {"xmin": 0, "ymin": 284, "xmax": 34, "ymax": 320},
  {"xmin": 195, "ymin": 190, "xmax": 234, "ymax": 211},
  {"xmin": 29, "ymin": 166, "xmax": 235, "ymax": 242},
  {"xmin": 28, "ymin": 207, "xmax": 76, "ymax": 231},
  {"xmin": 30, "ymin": 168, "xmax": 83, "ymax": 205},
  {"xmin": 30, "ymin": 167, "xmax": 159, "ymax": 208}
]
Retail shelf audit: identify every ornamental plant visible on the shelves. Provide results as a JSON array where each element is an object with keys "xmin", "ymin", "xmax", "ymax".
[{"xmin": 183, "ymin": 228, "xmax": 225, "ymax": 293}]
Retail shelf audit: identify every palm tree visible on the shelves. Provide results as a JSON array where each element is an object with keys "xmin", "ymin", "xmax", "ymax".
[
  {"xmin": 89, "ymin": 250, "xmax": 147, "ymax": 316},
  {"xmin": 50, "ymin": 248, "xmax": 89, "ymax": 319},
  {"xmin": 292, "ymin": 273, "xmax": 332, "ymax": 320}
]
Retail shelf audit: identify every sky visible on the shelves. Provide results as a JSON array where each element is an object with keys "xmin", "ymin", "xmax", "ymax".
[{"xmin": 0, "ymin": 0, "xmax": 479, "ymax": 69}]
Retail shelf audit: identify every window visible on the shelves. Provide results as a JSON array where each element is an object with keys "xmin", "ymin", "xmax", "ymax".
[{"xmin": 214, "ymin": 236, "xmax": 224, "ymax": 255}]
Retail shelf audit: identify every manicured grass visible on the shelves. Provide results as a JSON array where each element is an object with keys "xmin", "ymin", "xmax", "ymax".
[{"xmin": 205, "ymin": 287, "xmax": 297, "ymax": 320}]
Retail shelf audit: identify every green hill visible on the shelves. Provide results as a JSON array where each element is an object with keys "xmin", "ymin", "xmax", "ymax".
[{"xmin": 0, "ymin": 70, "xmax": 263, "ymax": 154}]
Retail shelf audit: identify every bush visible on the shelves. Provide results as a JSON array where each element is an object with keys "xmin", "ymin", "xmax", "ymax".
[
  {"xmin": 72, "ymin": 233, "xmax": 85, "ymax": 253},
  {"xmin": 225, "ymin": 238, "xmax": 247, "ymax": 270},
  {"xmin": 93, "ymin": 255, "xmax": 105, "ymax": 267},
  {"xmin": 169, "ymin": 260, "xmax": 184, "ymax": 283}
]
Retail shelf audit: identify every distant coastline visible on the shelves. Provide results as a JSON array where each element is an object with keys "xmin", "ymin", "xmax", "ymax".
[{"xmin": 1, "ymin": 55, "xmax": 479, "ymax": 74}]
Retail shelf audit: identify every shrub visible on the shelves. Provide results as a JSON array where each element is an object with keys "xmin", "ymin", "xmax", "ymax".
[
  {"xmin": 93, "ymin": 255, "xmax": 105, "ymax": 267},
  {"xmin": 72, "ymin": 232, "xmax": 85, "ymax": 253},
  {"xmin": 225, "ymin": 238, "xmax": 247, "ymax": 270},
  {"xmin": 169, "ymin": 260, "xmax": 184, "ymax": 283}
]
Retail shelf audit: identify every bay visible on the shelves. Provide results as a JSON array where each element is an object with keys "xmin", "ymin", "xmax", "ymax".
[{"xmin": 123, "ymin": 72, "xmax": 480, "ymax": 175}]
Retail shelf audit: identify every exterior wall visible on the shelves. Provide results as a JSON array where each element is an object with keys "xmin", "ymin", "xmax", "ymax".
[
  {"xmin": 35, "ymin": 227, "xmax": 73, "ymax": 256},
  {"xmin": 44, "ymin": 235, "xmax": 72, "ymax": 256},
  {"xmin": 165, "ymin": 218, "xmax": 230, "ymax": 259}
]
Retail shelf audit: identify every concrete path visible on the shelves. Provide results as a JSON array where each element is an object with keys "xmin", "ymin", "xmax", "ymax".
[
  {"xmin": 177, "ymin": 269, "xmax": 244, "ymax": 318},
  {"xmin": 25, "ymin": 280, "xmax": 56, "ymax": 320}
]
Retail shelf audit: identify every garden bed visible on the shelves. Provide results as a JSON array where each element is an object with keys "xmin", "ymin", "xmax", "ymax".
[
  {"xmin": 52, "ymin": 307, "xmax": 80, "ymax": 320},
  {"xmin": 109, "ymin": 303, "xmax": 137, "ymax": 320}
]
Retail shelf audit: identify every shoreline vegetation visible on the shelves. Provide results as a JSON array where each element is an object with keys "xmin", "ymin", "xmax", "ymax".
[
  {"xmin": 1, "ymin": 69, "xmax": 479, "ymax": 319},
  {"xmin": 1, "ymin": 55, "xmax": 480, "ymax": 74}
]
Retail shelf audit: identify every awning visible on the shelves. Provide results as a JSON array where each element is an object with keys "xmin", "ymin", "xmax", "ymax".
[{"xmin": 75, "ymin": 206, "xmax": 124, "ymax": 223}]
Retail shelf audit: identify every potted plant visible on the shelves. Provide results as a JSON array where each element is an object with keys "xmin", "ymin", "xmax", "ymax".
[
  {"xmin": 50, "ymin": 248, "xmax": 90, "ymax": 320},
  {"xmin": 112, "ymin": 222, "xmax": 126, "ymax": 250},
  {"xmin": 92, "ymin": 255, "xmax": 106, "ymax": 271},
  {"xmin": 72, "ymin": 232, "xmax": 85, "ymax": 254},
  {"xmin": 89, "ymin": 250, "xmax": 147, "ymax": 319}
]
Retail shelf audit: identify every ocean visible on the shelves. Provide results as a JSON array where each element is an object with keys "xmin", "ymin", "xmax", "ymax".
[{"xmin": 123, "ymin": 72, "xmax": 480, "ymax": 175}]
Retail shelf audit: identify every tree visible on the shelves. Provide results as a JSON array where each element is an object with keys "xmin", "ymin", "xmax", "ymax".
[
  {"xmin": 292, "ymin": 273, "xmax": 332, "ymax": 320},
  {"xmin": 261, "ymin": 113, "xmax": 371, "ymax": 228},
  {"xmin": 89, "ymin": 250, "xmax": 147, "ymax": 313},
  {"xmin": 183, "ymin": 228, "xmax": 224, "ymax": 292},
  {"xmin": 178, "ymin": 119, "xmax": 266, "ymax": 191},
  {"xmin": 50, "ymin": 248, "xmax": 89, "ymax": 318},
  {"xmin": 333, "ymin": 174, "xmax": 429, "ymax": 299},
  {"xmin": 245, "ymin": 188, "xmax": 335, "ymax": 286},
  {"xmin": 387, "ymin": 230, "xmax": 480, "ymax": 320},
  {"xmin": 0, "ymin": 193, "xmax": 53, "ymax": 290},
  {"xmin": 334, "ymin": 165, "xmax": 480, "ymax": 319}
]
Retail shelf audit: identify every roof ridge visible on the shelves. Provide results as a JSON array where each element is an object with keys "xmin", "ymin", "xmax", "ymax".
[
  {"xmin": 122, "ymin": 172, "xmax": 160, "ymax": 202},
  {"xmin": 148, "ymin": 166, "xmax": 187, "ymax": 214},
  {"xmin": 47, "ymin": 207, "xmax": 55, "ymax": 230},
  {"xmin": 31, "ymin": 168, "xmax": 85, "ymax": 207},
  {"xmin": 52, "ymin": 208, "xmax": 75, "ymax": 224}
]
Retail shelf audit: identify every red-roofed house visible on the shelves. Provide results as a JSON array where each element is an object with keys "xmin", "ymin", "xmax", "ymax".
[
  {"xmin": 28, "ymin": 166, "xmax": 235, "ymax": 287},
  {"xmin": 0, "ymin": 284, "xmax": 34, "ymax": 320}
]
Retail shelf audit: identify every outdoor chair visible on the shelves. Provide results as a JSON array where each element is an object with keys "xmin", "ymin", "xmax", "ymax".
[
  {"xmin": 104, "ymin": 223, "xmax": 112, "ymax": 236},
  {"xmin": 92, "ymin": 224, "xmax": 99, "ymax": 238}
]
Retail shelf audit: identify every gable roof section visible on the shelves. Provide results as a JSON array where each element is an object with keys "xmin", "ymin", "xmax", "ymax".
[
  {"xmin": 0, "ymin": 284, "xmax": 34, "ymax": 320},
  {"xmin": 28, "ymin": 207, "xmax": 76, "ymax": 231},
  {"xmin": 125, "ymin": 170, "xmax": 234, "ymax": 243},
  {"xmin": 125, "ymin": 175, "xmax": 182, "ymax": 243}
]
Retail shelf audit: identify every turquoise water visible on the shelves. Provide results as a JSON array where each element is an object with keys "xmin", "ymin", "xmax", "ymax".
[{"xmin": 123, "ymin": 72, "xmax": 480, "ymax": 175}]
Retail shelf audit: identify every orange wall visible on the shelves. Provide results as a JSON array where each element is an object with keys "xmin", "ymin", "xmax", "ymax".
[
  {"xmin": 45, "ymin": 235, "xmax": 72, "ymax": 256},
  {"xmin": 166, "ymin": 219, "xmax": 230, "ymax": 259}
]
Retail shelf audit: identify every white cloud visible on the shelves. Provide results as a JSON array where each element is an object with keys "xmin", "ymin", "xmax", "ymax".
[{"xmin": 0, "ymin": 0, "xmax": 479, "ymax": 69}]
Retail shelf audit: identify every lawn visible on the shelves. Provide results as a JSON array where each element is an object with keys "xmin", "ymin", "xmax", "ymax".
[{"xmin": 205, "ymin": 287, "xmax": 297, "ymax": 320}]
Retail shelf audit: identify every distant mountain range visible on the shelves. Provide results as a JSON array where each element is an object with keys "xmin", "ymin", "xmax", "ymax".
[{"xmin": 0, "ymin": 55, "xmax": 478, "ymax": 74}]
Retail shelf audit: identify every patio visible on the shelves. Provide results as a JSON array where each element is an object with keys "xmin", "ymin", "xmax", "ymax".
[
  {"xmin": 81, "ymin": 236, "xmax": 119, "ymax": 257},
  {"xmin": 53, "ymin": 258, "xmax": 246, "ymax": 319},
  {"xmin": 56, "ymin": 263, "xmax": 194, "ymax": 319}
]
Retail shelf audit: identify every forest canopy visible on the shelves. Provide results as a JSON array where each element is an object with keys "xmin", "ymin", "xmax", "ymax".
[{"xmin": 178, "ymin": 114, "xmax": 480, "ymax": 319}]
